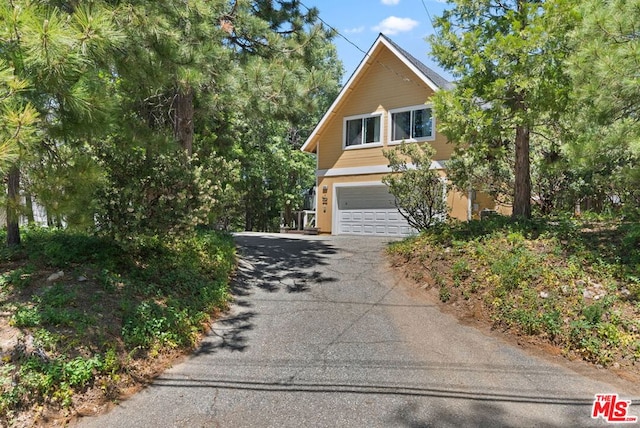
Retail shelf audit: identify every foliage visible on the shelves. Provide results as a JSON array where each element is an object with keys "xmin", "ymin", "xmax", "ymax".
[
  {"xmin": 0, "ymin": 0, "xmax": 122, "ymax": 244},
  {"xmin": 102, "ymin": 0, "xmax": 341, "ymax": 234},
  {"xmin": 563, "ymin": 0, "xmax": 640, "ymax": 215},
  {"xmin": 0, "ymin": 228, "xmax": 235, "ymax": 422},
  {"xmin": 237, "ymin": 125, "xmax": 318, "ymax": 232},
  {"xmin": 383, "ymin": 143, "xmax": 447, "ymax": 230},
  {"xmin": 20, "ymin": 227, "xmax": 120, "ymax": 268},
  {"xmin": 0, "ymin": 63, "xmax": 38, "ymax": 171},
  {"xmin": 389, "ymin": 217, "xmax": 640, "ymax": 368},
  {"xmin": 94, "ymin": 145, "xmax": 228, "ymax": 241},
  {"xmin": 0, "ymin": 0, "xmax": 341, "ymax": 240},
  {"xmin": 429, "ymin": 0, "xmax": 574, "ymax": 218}
]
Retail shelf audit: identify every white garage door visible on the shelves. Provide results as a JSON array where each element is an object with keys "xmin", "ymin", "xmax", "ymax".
[{"xmin": 336, "ymin": 186, "xmax": 415, "ymax": 236}]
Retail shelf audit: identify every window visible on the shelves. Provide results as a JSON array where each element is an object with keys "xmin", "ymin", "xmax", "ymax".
[
  {"xmin": 344, "ymin": 114, "xmax": 381, "ymax": 148},
  {"xmin": 390, "ymin": 105, "xmax": 434, "ymax": 142}
]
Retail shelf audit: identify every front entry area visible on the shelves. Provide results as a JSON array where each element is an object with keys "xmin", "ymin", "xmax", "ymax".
[{"xmin": 335, "ymin": 185, "xmax": 414, "ymax": 237}]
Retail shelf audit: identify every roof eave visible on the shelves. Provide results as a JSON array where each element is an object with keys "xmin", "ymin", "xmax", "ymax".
[{"xmin": 300, "ymin": 34, "xmax": 450, "ymax": 153}]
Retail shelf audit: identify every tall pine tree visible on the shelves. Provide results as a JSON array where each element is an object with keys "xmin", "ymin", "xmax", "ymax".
[{"xmin": 430, "ymin": 0, "xmax": 571, "ymax": 218}]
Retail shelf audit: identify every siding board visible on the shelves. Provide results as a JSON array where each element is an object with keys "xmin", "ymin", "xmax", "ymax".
[{"xmin": 309, "ymin": 36, "xmax": 490, "ymax": 234}]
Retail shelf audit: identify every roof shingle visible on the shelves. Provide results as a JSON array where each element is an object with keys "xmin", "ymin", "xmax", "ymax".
[{"xmin": 379, "ymin": 33, "xmax": 452, "ymax": 90}]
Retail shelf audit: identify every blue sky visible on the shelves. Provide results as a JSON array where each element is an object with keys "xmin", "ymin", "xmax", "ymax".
[{"xmin": 301, "ymin": 0, "xmax": 452, "ymax": 83}]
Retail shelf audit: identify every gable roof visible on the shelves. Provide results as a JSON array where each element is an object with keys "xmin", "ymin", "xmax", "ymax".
[
  {"xmin": 379, "ymin": 34, "xmax": 453, "ymax": 92},
  {"xmin": 301, "ymin": 33, "xmax": 450, "ymax": 153}
]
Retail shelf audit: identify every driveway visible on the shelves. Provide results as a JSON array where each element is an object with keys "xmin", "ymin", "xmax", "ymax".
[{"xmin": 77, "ymin": 232, "xmax": 639, "ymax": 427}]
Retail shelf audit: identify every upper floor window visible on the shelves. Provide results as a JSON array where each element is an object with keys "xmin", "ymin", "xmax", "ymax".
[
  {"xmin": 390, "ymin": 105, "xmax": 434, "ymax": 143},
  {"xmin": 344, "ymin": 113, "xmax": 381, "ymax": 148}
]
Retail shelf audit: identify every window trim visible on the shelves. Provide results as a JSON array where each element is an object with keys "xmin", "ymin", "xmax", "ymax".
[
  {"xmin": 388, "ymin": 104, "xmax": 435, "ymax": 145},
  {"xmin": 343, "ymin": 112, "xmax": 383, "ymax": 150}
]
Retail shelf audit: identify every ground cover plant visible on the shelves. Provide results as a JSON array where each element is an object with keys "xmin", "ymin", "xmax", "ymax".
[
  {"xmin": 0, "ymin": 228, "xmax": 235, "ymax": 426},
  {"xmin": 389, "ymin": 215, "xmax": 640, "ymax": 373}
]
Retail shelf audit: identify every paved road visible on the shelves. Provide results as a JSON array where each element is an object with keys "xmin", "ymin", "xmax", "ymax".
[{"xmin": 77, "ymin": 232, "xmax": 639, "ymax": 427}]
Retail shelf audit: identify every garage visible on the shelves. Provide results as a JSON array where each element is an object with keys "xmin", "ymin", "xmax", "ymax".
[{"xmin": 335, "ymin": 185, "xmax": 415, "ymax": 236}]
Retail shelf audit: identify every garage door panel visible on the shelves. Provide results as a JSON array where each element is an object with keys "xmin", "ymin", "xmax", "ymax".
[
  {"xmin": 336, "ymin": 185, "xmax": 416, "ymax": 237},
  {"xmin": 387, "ymin": 211, "xmax": 402, "ymax": 221}
]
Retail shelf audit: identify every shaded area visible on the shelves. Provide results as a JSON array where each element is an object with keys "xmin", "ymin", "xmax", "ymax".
[
  {"xmin": 232, "ymin": 233, "xmax": 338, "ymax": 296},
  {"xmin": 193, "ymin": 233, "xmax": 338, "ymax": 355},
  {"xmin": 193, "ymin": 311, "xmax": 256, "ymax": 355}
]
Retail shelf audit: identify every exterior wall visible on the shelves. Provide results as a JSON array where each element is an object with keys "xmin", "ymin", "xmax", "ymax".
[
  {"xmin": 308, "ymin": 40, "xmax": 501, "ymax": 235},
  {"xmin": 471, "ymin": 192, "xmax": 511, "ymax": 219},
  {"xmin": 316, "ymin": 47, "xmax": 453, "ymax": 173}
]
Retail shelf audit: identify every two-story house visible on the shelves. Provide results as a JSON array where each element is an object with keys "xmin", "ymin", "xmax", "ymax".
[{"xmin": 301, "ymin": 34, "xmax": 495, "ymax": 236}]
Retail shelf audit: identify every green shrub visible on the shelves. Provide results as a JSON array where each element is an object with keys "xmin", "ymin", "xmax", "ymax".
[
  {"xmin": 541, "ymin": 309, "xmax": 562, "ymax": 339},
  {"xmin": 21, "ymin": 228, "xmax": 122, "ymax": 268},
  {"xmin": 2, "ymin": 229, "xmax": 235, "ymax": 421},
  {"xmin": 489, "ymin": 246, "xmax": 540, "ymax": 292},
  {"xmin": 0, "ymin": 266, "xmax": 34, "ymax": 289},
  {"xmin": 439, "ymin": 285, "xmax": 451, "ymax": 302},
  {"xmin": 12, "ymin": 305, "xmax": 41, "ymax": 327},
  {"xmin": 583, "ymin": 303, "xmax": 604, "ymax": 325},
  {"xmin": 452, "ymin": 260, "xmax": 471, "ymax": 281}
]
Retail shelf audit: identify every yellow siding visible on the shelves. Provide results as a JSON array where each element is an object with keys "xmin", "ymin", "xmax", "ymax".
[
  {"xmin": 308, "ymin": 39, "xmax": 500, "ymax": 234},
  {"xmin": 317, "ymin": 46, "xmax": 454, "ymax": 172}
]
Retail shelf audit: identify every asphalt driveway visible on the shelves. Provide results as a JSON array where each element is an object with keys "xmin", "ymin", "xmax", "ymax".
[{"xmin": 77, "ymin": 232, "xmax": 639, "ymax": 427}]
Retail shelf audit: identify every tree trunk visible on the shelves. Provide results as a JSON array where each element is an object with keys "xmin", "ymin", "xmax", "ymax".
[
  {"xmin": 174, "ymin": 87, "xmax": 194, "ymax": 156},
  {"xmin": 512, "ymin": 124, "xmax": 532, "ymax": 219},
  {"xmin": 7, "ymin": 165, "xmax": 21, "ymax": 246},
  {"xmin": 25, "ymin": 193, "xmax": 35, "ymax": 225}
]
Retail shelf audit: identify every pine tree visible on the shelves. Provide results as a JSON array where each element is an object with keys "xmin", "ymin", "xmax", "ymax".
[
  {"xmin": 429, "ymin": 0, "xmax": 572, "ymax": 219},
  {"xmin": 0, "ymin": 1, "xmax": 120, "ymax": 245}
]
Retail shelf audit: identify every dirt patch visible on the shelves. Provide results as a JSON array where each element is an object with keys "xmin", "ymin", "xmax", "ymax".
[{"xmin": 387, "ymin": 250, "xmax": 640, "ymax": 397}]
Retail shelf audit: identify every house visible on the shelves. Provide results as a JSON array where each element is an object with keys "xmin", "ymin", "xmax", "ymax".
[{"xmin": 301, "ymin": 34, "xmax": 496, "ymax": 236}]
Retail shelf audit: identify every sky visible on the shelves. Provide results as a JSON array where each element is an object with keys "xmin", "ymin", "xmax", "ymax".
[{"xmin": 300, "ymin": 0, "xmax": 453, "ymax": 83}]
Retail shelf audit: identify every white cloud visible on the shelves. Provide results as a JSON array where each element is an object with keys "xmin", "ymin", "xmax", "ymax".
[
  {"xmin": 372, "ymin": 16, "xmax": 419, "ymax": 35},
  {"xmin": 344, "ymin": 26, "xmax": 365, "ymax": 34},
  {"xmin": 381, "ymin": 0, "xmax": 400, "ymax": 5}
]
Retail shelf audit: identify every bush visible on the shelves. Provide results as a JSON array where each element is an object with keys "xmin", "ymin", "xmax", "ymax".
[
  {"xmin": 383, "ymin": 143, "xmax": 447, "ymax": 230},
  {"xmin": 95, "ymin": 145, "xmax": 223, "ymax": 242},
  {"xmin": 20, "ymin": 228, "xmax": 121, "ymax": 268},
  {"xmin": 0, "ymin": 228, "xmax": 235, "ymax": 422}
]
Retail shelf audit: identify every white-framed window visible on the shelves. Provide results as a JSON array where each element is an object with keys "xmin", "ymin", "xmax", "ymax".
[
  {"xmin": 389, "ymin": 105, "xmax": 435, "ymax": 143},
  {"xmin": 344, "ymin": 113, "xmax": 382, "ymax": 148}
]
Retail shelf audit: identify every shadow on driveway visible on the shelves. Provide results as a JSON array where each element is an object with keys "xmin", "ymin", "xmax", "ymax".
[
  {"xmin": 194, "ymin": 233, "xmax": 338, "ymax": 356},
  {"xmin": 231, "ymin": 233, "xmax": 338, "ymax": 296}
]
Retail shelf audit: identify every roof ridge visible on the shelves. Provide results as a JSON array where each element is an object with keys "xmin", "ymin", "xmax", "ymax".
[{"xmin": 378, "ymin": 33, "xmax": 452, "ymax": 90}]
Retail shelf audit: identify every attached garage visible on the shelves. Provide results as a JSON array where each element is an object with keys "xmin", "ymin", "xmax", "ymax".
[{"xmin": 334, "ymin": 185, "xmax": 415, "ymax": 237}]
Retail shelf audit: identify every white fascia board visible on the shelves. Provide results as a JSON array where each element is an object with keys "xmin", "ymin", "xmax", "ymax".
[
  {"xmin": 302, "ymin": 34, "xmax": 442, "ymax": 153},
  {"xmin": 300, "ymin": 39, "xmax": 381, "ymax": 153},
  {"xmin": 317, "ymin": 160, "xmax": 446, "ymax": 177},
  {"xmin": 377, "ymin": 38, "xmax": 441, "ymax": 93}
]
